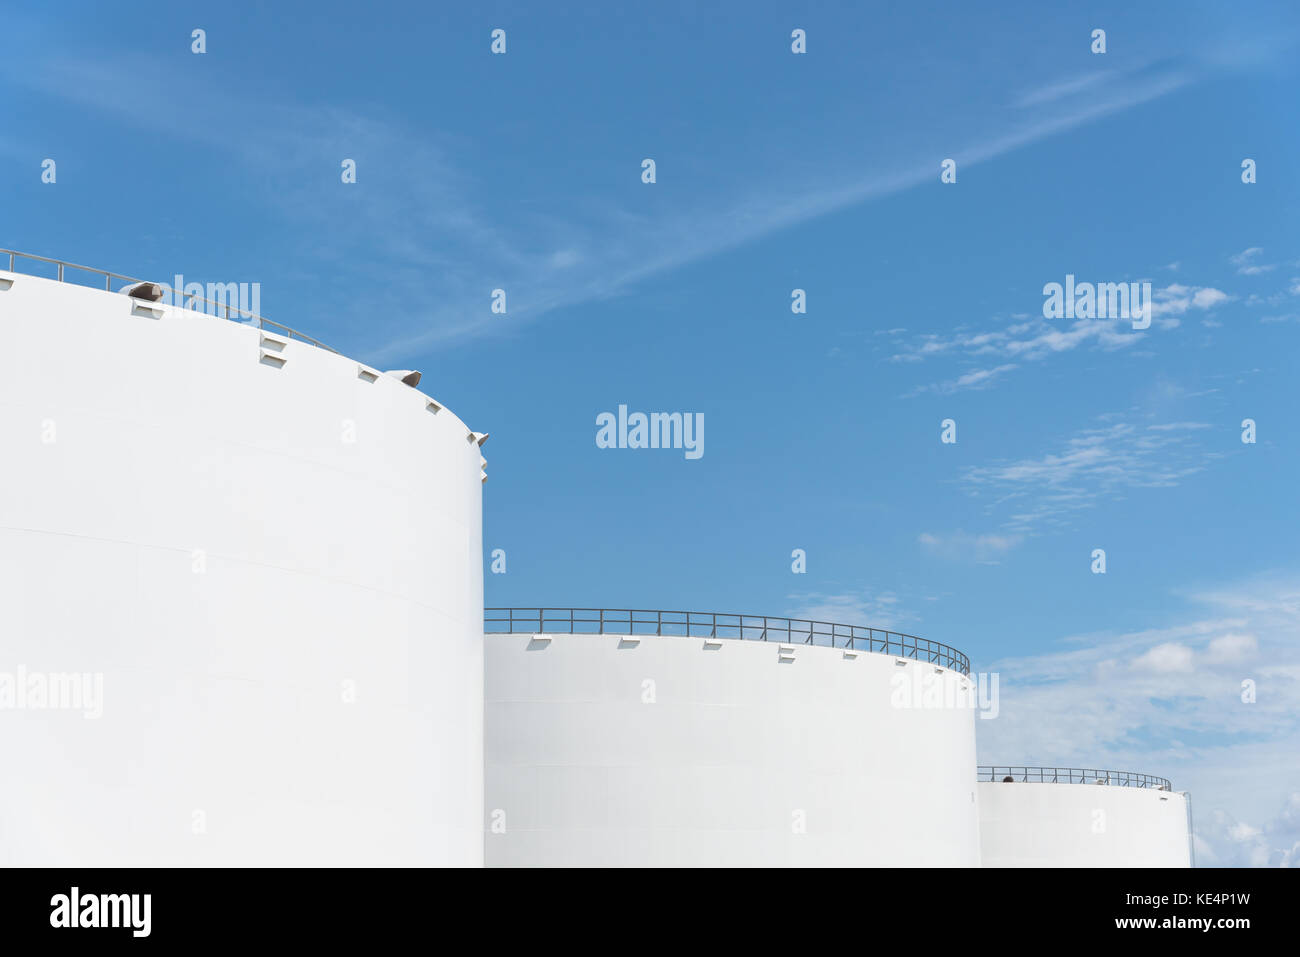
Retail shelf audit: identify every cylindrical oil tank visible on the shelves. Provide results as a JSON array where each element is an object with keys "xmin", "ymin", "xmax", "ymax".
[
  {"xmin": 0, "ymin": 267, "xmax": 485, "ymax": 866},
  {"xmin": 485, "ymin": 611, "xmax": 980, "ymax": 866},
  {"xmin": 977, "ymin": 769, "xmax": 1190, "ymax": 867}
]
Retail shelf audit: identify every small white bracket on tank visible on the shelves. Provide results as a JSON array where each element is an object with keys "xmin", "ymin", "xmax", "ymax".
[
  {"xmin": 777, "ymin": 645, "xmax": 796, "ymax": 661},
  {"xmin": 476, "ymin": 432, "xmax": 490, "ymax": 480},
  {"xmin": 895, "ymin": 659, "xmax": 908, "ymax": 667},
  {"xmin": 617, "ymin": 636, "xmax": 641, "ymax": 647},
  {"xmin": 358, "ymin": 366, "xmax": 379, "ymax": 383},
  {"xmin": 260, "ymin": 334, "xmax": 288, "ymax": 367},
  {"xmin": 703, "ymin": 636, "xmax": 724, "ymax": 648},
  {"xmin": 427, "ymin": 400, "xmax": 442, "ymax": 414},
  {"xmin": 0, "ymin": 273, "xmax": 14, "ymax": 291},
  {"xmin": 130, "ymin": 298, "xmax": 165, "ymax": 319},
  {"xmin": 842, "ymin": 649, "xmax": 859, "ymax": 659}
]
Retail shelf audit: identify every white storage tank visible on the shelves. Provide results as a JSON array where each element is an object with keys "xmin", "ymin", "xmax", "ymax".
[
  {"xmin": 485, "ymin": 608, "xmax": 980, "ymax": 866},
  {"xmin": 977, "ymin": 766, "xmax": 1191, "ymax": 867},
  {"xmin": 0, "ymin": 254, "xmax": 486, "ymax": 866}
]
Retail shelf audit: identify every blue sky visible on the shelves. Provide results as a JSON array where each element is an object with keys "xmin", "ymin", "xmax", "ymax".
[{"xmin": 5, "ymin": 1, "xmax": 1299, "ymax": 864}]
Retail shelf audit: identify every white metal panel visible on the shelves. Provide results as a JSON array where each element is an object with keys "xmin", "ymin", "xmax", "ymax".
[
  {"xmin": 0, "ymin": 272, "xmax": 484, "ymax": 866},
  {"xmin": 978, "ymin": 782, "xmax": 1191, "ymax": 867},
  {"xmin": 486, "ymin": 633, "xmax": 980, "ymax": 866}
]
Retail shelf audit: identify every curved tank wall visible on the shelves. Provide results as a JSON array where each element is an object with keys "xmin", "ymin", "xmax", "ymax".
[
  {"xmin": 486, "ymin": 632, "xmax": 980, "ymax": 866},
  {"xmin": 978, "ymin": 782, "xmax": 1190, "ymax": 867},
  {"xmin": 0, "ymin": 270, "xmax": 484, "ymax": 866}
]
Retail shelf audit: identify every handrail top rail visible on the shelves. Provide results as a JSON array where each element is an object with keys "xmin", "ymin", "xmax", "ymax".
[
  {"xmin": 1, "ymin": 248, "xmax": 338, "ymax": 354},
  {"xmin": 979, "ymin": 765, "xmax": 1173, "ymax": 790},
  {"xmin": 488, "ymin": 605, "xmax": 931, "ymax": 640},
  {"xmin": 484, "ymin": 606, "xmax": 971, "ymax": 676}
]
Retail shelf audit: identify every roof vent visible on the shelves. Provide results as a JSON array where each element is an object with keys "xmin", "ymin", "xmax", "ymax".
[
  {"xmin": 121, "ymin": 281, "xmax": 164, "ymax": 302},
  {"xmin": 386, "ymin": 370, "xmax": 422, "ymax": 387}
]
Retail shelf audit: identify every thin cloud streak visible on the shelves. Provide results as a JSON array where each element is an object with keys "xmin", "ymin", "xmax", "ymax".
[
  {"xmin": 960, "ymin": 419, "xmax": 1220, "ymax": 535},
  {"xmin": 888, "ymin": 278, "xmax": 1230, "ymax": 396},
  {"xmin": 7, "ymin": 52, "xmax": 1196, "ymax": 363}
]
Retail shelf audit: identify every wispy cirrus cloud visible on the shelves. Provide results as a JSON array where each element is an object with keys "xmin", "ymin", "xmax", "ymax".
[
  {"xmin": 1010, "ymin": 61, "xmax": 1184, "ymax": 110},
  {"xmin": 918, "ymin": 530, "xmax": 1023, "ymax": 564},
  {"xmin": 5, "ymin": 48, "xmax": 1202, "ymax": 363},
  {"xmin": 1231, "ymin": 247, "xmax": 1276, "ymax": 275},
  {"xmin": 959, "ymin": 419, "xmax": 1218, "ymax": 535},
  {"xmin": 902, "ymin": 363, "xmax": 1019, "ymax": 397},
  {"xmin": 1012, "ymin": 69, "xmax": 1125, "ymax": 108},
  {"xmin": 889, "ymin": 280, "xmax": 1230, "ymax": 395},
  {"xmin": 891, "ymin": 316, "xmax": 1139, "ymax": 366},
  {"xmin": 785, "ymin": 590, "xmax": 907, "ymax": 631}
]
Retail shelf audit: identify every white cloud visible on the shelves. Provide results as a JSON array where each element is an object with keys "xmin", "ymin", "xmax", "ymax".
[
  {"xmin": 1196, "ymin": 795, "xmax": 1300, "ymax": 867},
  {"xmin": 890, "ymin": 279, "xmax": 1233, "ymax": 395},
  {"xmin": 960, "ymin": 419, "xmax": 1217, "ymax": 535},
  {"xmin": 890, "ymin": 317, "xmax": 1143, "ymax": 394},
  {"xmin": 1133, "ymin": 642, "xmax": 1195, "ymax": 673},
  {"xmin": 786, "ymin": 590, "xmax": 906, "ymax": 630},
  {"xmin": 1149, "ymin": 283, "xmax": 1232, "ymax": 318},
  {"xmin": 1231, "ymin": 247, "xmax": 1276, "ymax": 275},
  {"xmin": 1013, "ymin": 70, "xmax": 1120, "ymax": 107},
  {"xmin": 903, "ymin": 363, "xmax": 1018, "ymax": 396},
  {"xmin": 1193, "ymin": 287, "xmax": 1230, "ymax": 308},
  {"xmin": 1207, "ymin": 632, "xmax": 1258, "ymax": 663},
  {"xmin": 918, "ymin": 530, "xmax": 1023, "ymax": 563}
]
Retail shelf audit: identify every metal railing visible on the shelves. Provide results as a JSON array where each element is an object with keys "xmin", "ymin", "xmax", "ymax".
[
  {"xmin": 484, "ymin": 607, "xmax": 971, "ymax": 675},
  {"xmin": 979, "ymin": 766, "xmax": 1172, "ymax": 790},
  {"xmin": 1, "ymin": 248, "xmax": 338, "ymax": 353}
]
